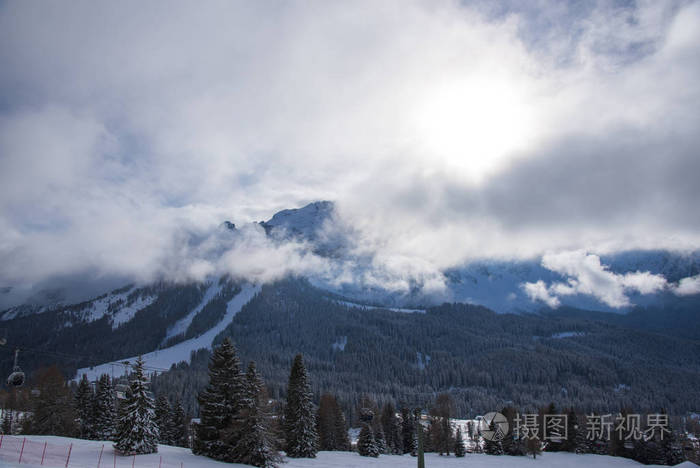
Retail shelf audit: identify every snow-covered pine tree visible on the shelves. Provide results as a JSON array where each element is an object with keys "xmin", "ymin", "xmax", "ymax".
[
  {"xmin": 93, "ymin": 374, "xmax": 116, "ymax": 440},
  {"xmin": 226, "ymin": 361, "xmax": 280, "ymax": 467},
  {"xmin": 193, "ymin": 338, "xmax": 245, "ymax": 460},
  {"xmin": 454, "ymin": 427, "xmax": 466, "ymax": 457},
  {"xmin": 1, "ymin": 409, "xmax": 12, "ymax": 435},
  {"xmin": 483, "ymin": 420, "xmax": 504, "ymax": 455},
  {"xmin": 171, "ymin": 399, "xmax": 189, "ymax": 448},
  {"xmin": 284, "ymin": 354, "xmax": 318, "ymax": 458},
  {"xmin": 75, "ymin": 374, "xmax": 95, "ymax": 439},
  {"xmin": 375, "ymin": 427, "xmax": 387, "ymax": 454},
  {"xmin": 155, "ymin": 395, "xmax": 173, "ymax": 445},
  {"xmin": 358, "ymin": 423, "xmax": 380, "ymax": 457},
  {"xmin": 662, "ymin": 423, "xmax": 686, "ymax": 465},
  {"xmin": 114, "ymin": 356, "xmax": 159, "ymax": 455}
]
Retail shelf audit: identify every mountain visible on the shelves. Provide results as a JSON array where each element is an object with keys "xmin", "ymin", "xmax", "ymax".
[{"xmin": 1, "ymin": 201, "xmax": 699, "ymax": 418}]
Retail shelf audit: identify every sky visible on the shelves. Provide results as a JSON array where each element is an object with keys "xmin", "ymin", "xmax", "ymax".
[{"xmin": 1, "ymin": 0, "xmax": 699, "ymax": 305}]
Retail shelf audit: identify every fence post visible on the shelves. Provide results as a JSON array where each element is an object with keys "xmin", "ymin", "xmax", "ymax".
[
  {"xmin": 132, "ymin": 454, "xmax": 135, "ymax": 468},
  {"xmin": 159, "ymin": 456, "xmax": 162, "ymax": 468},
  {"xmin": 113, "ymin": 450, "xmax": 116, "ymax": 468},
  {"xmin": 0, "ymin": 433, "xmax": 4, "ymax": 449},
  {"xmin": 41, "ymin": 441, "xmax": 48, "ymax": 465},
  {"xmin": 18, "ymin": 437, "xmax": 26, "ymax": 464},
  {"xmin": 65, "ymin": 443, "xmax": 73, "ymax": 468},
  {"xmin": 97, "ymin": 444, "xmax": 104, "ymax": 468}
]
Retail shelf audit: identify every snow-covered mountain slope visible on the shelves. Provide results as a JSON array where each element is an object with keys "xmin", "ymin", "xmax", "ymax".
[
  {"xmin": 163, "ymin": 281, "xmax": 224, "ymax": 343},
  {"xmin": 259, "ymin": 200, "xmax": 334, "ymax": 242},
  {"xmin": 76, "ymin": 283, "xmax": 260, "ymax": 381}
]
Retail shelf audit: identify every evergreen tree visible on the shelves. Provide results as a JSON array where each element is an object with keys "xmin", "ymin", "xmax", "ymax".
[
  {"xmin": 284, "ymin": 354, "xmax": 318, "ymax": 458},
  {"xmin": 332, "ymin": 398, "xmax": 350, "ymax": 451},
  {"xmin": 75, "ymin": 374, "xmax": 95, "ymax": 439},
  {"xmin": 114, "ymin": 356, "xmax": 159, "ymax": 455},
  {"xmin": 454, "ymin": 427, "xmax": 466, "ymax": 457},
  {"xmin": 375, "ymin": 427, "xmax": 387, "ymax": 454},
  {"xmin": 380, "ymin": 402, "xmax": 402, "ymax": 454},
  {"xmin": 358, "ymin": 423, "xmax": 379, "ymax": 457},
  {"xmin": 193, "ymin": 338, "xmax": 245, "ymax": 460},
  {"xmin": 661, "ymin": 418, "xmax": 685, "ymax": 466},
  {"xmin": 155, "ymin": 395, "xmax": 173, "ymax": 445},
  {"xmin": 317, "ymin": 394, "xmax": 337, "ymax": 451},
  {"xmin": 2, "ymin": 409, "xmax": 12, "ymax": 435},
  {"xmin": 226, "ymin": 362, "xmax": 280, "ymax": 467},
  {"xmin": 400, "ymin": 407, "xmax": 415, "ymax": 455},
  {"xmin": 93, "ymin": 374, "xmax": 116, "ymax": 441},
  {"xmin": 316, "ymin": 393, "xmax": 349, "ymax": 451},
  {"xmin": 483, "ymin": 420, "xmax": 504, "ymax": 455},
  {"xmin": 29, "ymin": 366, "xmax": 76, "ymax": 436},
  {"xmin": 171, "ymin": 400, "xmax": 189, "ymax": 448}
]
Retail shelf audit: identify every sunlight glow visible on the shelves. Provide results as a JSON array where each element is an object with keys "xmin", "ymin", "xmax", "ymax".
[{"xmin": 412, "ymin": 78, "xmax": 539, "ymax": 181}]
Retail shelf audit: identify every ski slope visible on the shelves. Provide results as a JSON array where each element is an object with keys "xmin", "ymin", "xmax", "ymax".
[
  {"xmin": 76, "ymin": 284, "xmax": 261, "ymax": 381},
  {"xmin": 1, "ymin": 435, "xmax": 696, "ymax": 468}
]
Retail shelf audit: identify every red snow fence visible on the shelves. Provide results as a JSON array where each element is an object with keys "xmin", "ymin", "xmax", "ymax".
[{"xmin": 0, "ymin": 435, "xmax": 185, "ymax": 468}]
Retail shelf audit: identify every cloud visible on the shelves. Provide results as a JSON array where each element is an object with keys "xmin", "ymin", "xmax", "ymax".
[
  {"xmin": 1, "ymin": 1, "xmax": 699, "ymax": 299},
  {"xmin": 522, "ymin": 251, "xmax": 670, "ymax": 308},
  {"xmin": 675, "ymin": 275, "xmax": 700, "ymax": 296}
]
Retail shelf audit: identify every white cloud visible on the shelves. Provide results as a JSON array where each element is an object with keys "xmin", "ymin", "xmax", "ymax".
[
  {"xmin": 522, "ymin": 280, "xmax": 561, "ymax": 308},
  {"xmin": 0, "ymin": 1, "xmax": 699, "ymax": 297},
  {"xmin": 674, "ymin": 275, "xmax": 700, "ymax": 296},
  {"xmin": 523, "ymin": 251, "xmax": 669, "ymax": 308}
]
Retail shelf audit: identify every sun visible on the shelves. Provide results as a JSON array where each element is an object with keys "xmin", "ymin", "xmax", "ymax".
[{"xmin": 411, "ymin": 77, "xmax": 539, "ymax": 181}]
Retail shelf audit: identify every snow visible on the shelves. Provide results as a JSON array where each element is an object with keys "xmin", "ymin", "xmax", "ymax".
[
  {"xmin": 416, "ymin": 352, "xmax": 431, "ymax": 370},
  {"xmin": 75, "ymin": 284, "xmax": 261, "ymax": 382},
  {"xmin": 550, "ymin": 332, "xmax": 586, "ymax": 339},
  {"xmin": 0, "ymin": 435, "xmax": 695, "ymax": 468},
  {"xmin": 163, "ymin": 282, "xmax": 223, "ymax": 342},
  {"xmin": 331, "ymin": 336, "xmax": 347, "ymax": 351},
  {"xmin": 111, "ymin": 295, "xmax": 158, "ymax": 329},
  {"xmin": 333, "ymin": 300, "xmax": 425, "ymax": 314}
]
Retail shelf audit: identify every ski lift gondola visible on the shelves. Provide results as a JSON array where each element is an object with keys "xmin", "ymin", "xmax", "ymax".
[{"xmin": 7, "ymin": 348, "xmax": 25, "ymax": 387}]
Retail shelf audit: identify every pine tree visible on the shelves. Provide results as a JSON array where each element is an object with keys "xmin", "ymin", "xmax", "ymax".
[
  {"xmin": 171, "ymin": 400, "xmax": 189, "ymax": 448},
  {"xmin": 193, "ymin": 338, "xmax": 245, "ymax": 460},
  {"xmin": 400, "ymin": 407, "xmax": 415, "ymax": 455},
  {"xmin": 375, "ymin": 427, "xmax": 387, "ymax": 454},
  {"xmin": 114, "ymin": 356, "xmax": 159, "ymax": 455},
  {"xmin": 2, "ymin": 409, "xmax": 13, "ymax": 435},
  {"xmin": 380, "ymin": 402, "xmax": 402, "ymax": 454},
  {"xmin": 155, "ymin": 395, "xmax": 173, "ymax": 445},
  {"xmin": 332, "ymin": 398, "xmax": 350, "ymax": 451},
  {"xmin": 358, "ymin": 423, "xmax": 379, "ymax": 457},
  {"xmin": 454, "ymin": 427, "xmax": 466, "ymax": 457},
  {"xmin": 75, "ymin": 374, "xmax": 95, "ymax": 439},
  {"xmin": 29, "ymin": 366, "xmax": 76, "ymax": 436},
  {"xmin": 483, "ymin": 419, "xmax": 504, "ymax": 455},
  {"xmin": 284, "ymin": 354, "xmax": 318, "ymax": 458},
  {"xmin": 226, "ymin": 362, "xmax": 280, "ymax": 467},
  {"xmin": 93, "ymin": 374, "xmax": 116, "ymax": 441},
  {"xmin": 662, "ymin": 421, "xmax": 685, "ymax": 465},
  {"xmin": 317, "ymin": 393, "xmax": 349, "ymax": 451}
]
